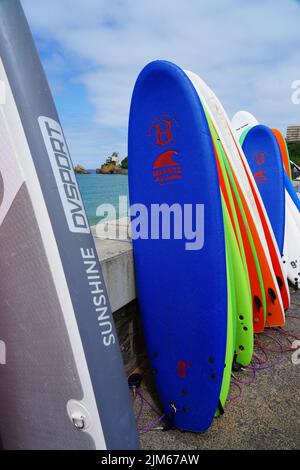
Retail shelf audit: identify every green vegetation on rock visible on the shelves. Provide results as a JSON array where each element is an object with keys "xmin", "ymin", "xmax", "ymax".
[
  {"xmin": 121, "ymin": 156, "xmax": 128, "ymax": 169},
  {"xmin": 287, "ymin": 141, "xmax": 300, "ymax": 166}
]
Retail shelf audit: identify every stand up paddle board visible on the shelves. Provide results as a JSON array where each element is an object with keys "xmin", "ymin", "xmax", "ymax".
[
  {"xmin": 242, "ymin": 125, "xmax": 285, "ymax": 256},
  {"xmin": 129, "ymin": 61, "xmax": 228, "ymax": 431},
  {"xmin": 0, "ymin": 0, "xmax": 139, "ymax": 450}
]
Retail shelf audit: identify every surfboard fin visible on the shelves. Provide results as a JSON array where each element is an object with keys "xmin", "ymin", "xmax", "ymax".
[
  {"xmin": 128, "ymin": 373, "xmax": 142, "ymax": 390},
  {"xmin": 217, "ymin": 400, "xmax": 225, "ymax": 416},
  {"xmin": 254, "ymin": 296, "xmax": 262, "ymax": 311},
  {"xmin": 276, "ymin": 276, "xmax": 283, "ymax": 290},
  {"xmin": 268, "ymin": 288, "xmax": 277, "ymax": 304},
  {"xmin": 232, "ymin": 352, "xmax": 242, "ymax": 372},
  {"xmin": 162, "ymin": 401, "xmax": 177, "ymax": 431}
]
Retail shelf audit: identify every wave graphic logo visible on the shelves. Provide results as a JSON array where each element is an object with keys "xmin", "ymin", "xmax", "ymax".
[
  {"xmin": 153, "ymin": 150, "xmax": 179, "ymax": 168},
  {"xmin": 153, "ymin": 150, "xmax": 182, "ymax": 185},
  {"xmin": 254, "ymin": 169, "xmax": 267, "ymax": 184}
]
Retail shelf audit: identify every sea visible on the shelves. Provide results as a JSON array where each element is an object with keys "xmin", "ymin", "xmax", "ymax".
[{"xmin": 76, "ymin": 171, "xmax": 129, "ymax": 226}]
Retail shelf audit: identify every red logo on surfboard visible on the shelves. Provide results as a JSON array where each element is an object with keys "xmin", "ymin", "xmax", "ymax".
[
  {"xmin": 177, "ymin": 360, "xmax": 191, "ymax": 378},
  {"xmin": 255, "ymin": 151, "xmax": 266, "ymax": 166},
  {"xmin": 177, "ymin": 361, "xmax": 187, "ymax": 378},
  {"xmin": 152, "ymin": 150, "xmax": 182, "ymax": 185},
  {"xmin": 153, "ymin": 150, "xmax": 179, "ymax": 168},
  {"xmin": 155, "ymin": 120, "xmax": 173, "ymax": 146},
  {"xmin": 254, "ymin": 169, "xmax": 267, "ymax": 184},
  {"xmin": 148, "ymin": 115, "xmax": 182, "ymax": 185},
  {"xmin": 148, "ymin": 114, "xmax": 179, "ymax": 148}
]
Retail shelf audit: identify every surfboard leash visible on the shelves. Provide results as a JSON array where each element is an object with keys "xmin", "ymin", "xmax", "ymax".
[{"xmin": 128, "ymin": 373, "xmax": 168, "ymax": 434}]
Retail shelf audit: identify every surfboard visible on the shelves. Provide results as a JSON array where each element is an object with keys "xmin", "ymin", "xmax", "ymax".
[
  {"xmin": 217, "ymin": 203, "xmax": 235, "ymax": 415},
  {"xmin": 233, "ymin": 113, "xmax": 290, "ymax": 295},
  {"xmin": 231, "ymin": 114, "xmax": 290, "ymax": 310},
  {"xmin": 284, "ymin": 194, "xmax": 300, "ymax": 287},
  {"xmin": 186, "ymin": 72, "xmax": 286, "ymax": 327},
  {"xmin": 236, "ymin": 112, "xmax": 298, "ymax": 289},
  {"xmin": 0, "ymin": 0, "xmax": 139, "ymax": 450},
  {"xmin": 272, "ymin": 129, "xmax": 292, "ymax": 180},
  {"xmin": 191, "ymin": 77, "xmax": 288, "ymax": 315},
  {"xmin": 285, "ymin": 171, "xmax": 300, "ymax": 212},
  {"xmin": 128, "ymin": 60, "xmax": 228, "ymax": 432},
  {"xmin": 202, "ymin": 110, "xmax": 254, "ymax": 354},
  {"xmin": 222, "ymin": 196, "xmax": 253, "ymax": 366},
  {"xmin": 231, "ymin": 111, "xmax": 259, "ymax": 141},
  {"xmin": 207, "ymin": 111, "xmax": 266, "ymax": 334},
  {"xmin": 284, "ymin": 182, "xmax": 300, "ymax": 281},
  {"xmin": 242, "ymin": 125, "xmax": 286, "ymax": 256}
]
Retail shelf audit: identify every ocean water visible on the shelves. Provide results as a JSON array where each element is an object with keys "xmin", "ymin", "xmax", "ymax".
[{"xmin": 76, "ymin": 173, "xmax": 129, "ymax": 226}]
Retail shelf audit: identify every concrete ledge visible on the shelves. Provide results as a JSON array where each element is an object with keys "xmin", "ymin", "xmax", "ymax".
[
  {"xmin": 92, "ymin": 232, "xmax": 143, "ymax": 373},
  {"xmin": 93, "ymin": 232, "xmax": 136, "ymax": 313}
]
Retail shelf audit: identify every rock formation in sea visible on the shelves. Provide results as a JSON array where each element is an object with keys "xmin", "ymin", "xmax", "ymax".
[
  {"xmin": 74, "ymin": 164, "xmax": 89, "ymax": 174},
  {"xmin": 96, "ymin": 152, "xmax": 128, "ymax": 174}
]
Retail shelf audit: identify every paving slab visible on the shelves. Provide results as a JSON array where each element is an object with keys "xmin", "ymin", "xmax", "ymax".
[{"xmin": 135, "ymin": 290, "xmax": 300, "ymax": 450}]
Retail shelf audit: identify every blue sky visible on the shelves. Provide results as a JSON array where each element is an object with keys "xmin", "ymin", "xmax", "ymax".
[{"xmin": 22, "ymin": 0, "xmax": 300, "ymax": 168}]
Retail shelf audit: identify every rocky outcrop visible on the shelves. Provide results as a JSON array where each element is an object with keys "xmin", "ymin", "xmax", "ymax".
[
  {"xmin": 74, "ymin": 164, "xmax": 89, "ymax": 174},
  {"xmin": 96, "ymin": 162, "xmax": 128, "ymax": 175}
]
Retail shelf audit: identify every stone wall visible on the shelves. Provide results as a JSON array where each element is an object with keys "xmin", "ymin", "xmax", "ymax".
[{"xmin": 113, "ymin": 300, "xmax": 146, "ymax": 374}]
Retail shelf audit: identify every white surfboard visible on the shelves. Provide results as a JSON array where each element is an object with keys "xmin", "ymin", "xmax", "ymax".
[
  {"xmin": 231, "ymin": 111, "xmax": 259, "ymax": 141},
  {"xmin": 231, "ymin": 110, "xmax": 290, "ymax": 300},
  {"xmin": 234, "ymin": 110, "xmax": 298, "ymax": 289},
  {"xmin": 286, "ymin": 188, "xmax": 300, "ymax": 231},
  {"xmin": 185, "ymin": 71, "xmax": 287, "ymax": 312},
  {"xmin": 284, "ymin": 195, "xmax": 300, "ymax": 286},
  {"xmin": 285, "ymin": 192, "xmax": 300, "ymax": 286}
]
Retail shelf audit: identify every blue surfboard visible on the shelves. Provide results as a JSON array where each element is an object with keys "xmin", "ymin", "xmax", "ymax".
[
  {"xmin": 242, "ymin": 125, "xmax": 285, "ymax": 255},
  {"xmin": 284, "ymin": 171, "xmax": 300, "ymax": 212},
  {"xmin": 128, "ymin": 61, "xmax": 228, "ymax": 432}
]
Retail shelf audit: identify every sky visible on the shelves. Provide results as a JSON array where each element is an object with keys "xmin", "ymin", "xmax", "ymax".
[{"xmin": 21, "ymin": 0, "xmax": 300, "ymax": 168}]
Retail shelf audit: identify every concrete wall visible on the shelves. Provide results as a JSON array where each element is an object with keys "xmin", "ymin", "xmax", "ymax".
[
  {"xmin": 94, "ymin": 236, "xmax": 144, "ymax": 373},
  {"xmin": 95, "ymin": 237, "xmax": 136, "ymax": 313}
]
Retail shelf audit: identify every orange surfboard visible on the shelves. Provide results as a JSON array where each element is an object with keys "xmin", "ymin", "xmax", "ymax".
[
  {"xmin": 232, "ymin": 135, "xmax": 290, "ymax": 311},
  {"xmin": 213, "ymin": 131, "xmax": 285, "ymax": 329},
  {"xmin": 272, "ymin": 128, "xmax": 292, "ymax": 179},
  {"xmin": 230, "ymin": 163, "xmax": 285, "ymax": 328},
  {"xmin": 213, "ymin": 141, "xmax": 266, "ymax": 333}
]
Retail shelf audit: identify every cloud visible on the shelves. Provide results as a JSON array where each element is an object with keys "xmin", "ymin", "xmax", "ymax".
[{"xmin": 21, "ymin": 0, "xmax": 300, "ymax": 166}]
